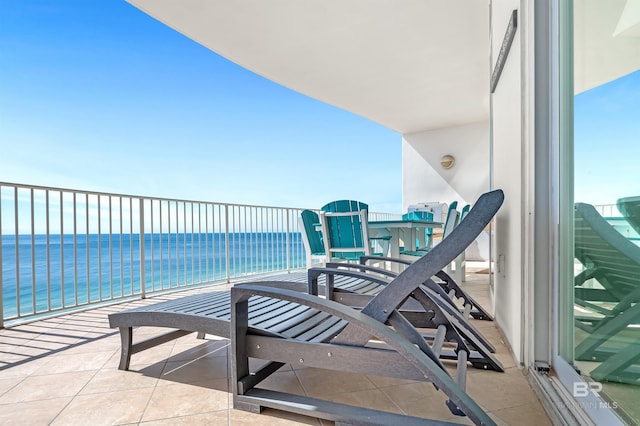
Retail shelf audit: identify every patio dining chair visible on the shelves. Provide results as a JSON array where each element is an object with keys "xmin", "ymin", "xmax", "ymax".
[
  {"xmin": 400, "ymin": 201, "xmax": 460, "ymax": 257},
  {"xmin": 399, "ymin": 200, "xmax": 468, "ymax": 283}
]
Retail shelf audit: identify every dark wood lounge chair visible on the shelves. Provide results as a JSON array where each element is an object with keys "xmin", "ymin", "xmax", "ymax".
[
  {"xmin": 231, "ymin": 189, "xmax": 504, "ymax": 425},
  {"xmin": 305, "ymin": 263, "xmax": 503, "ymax": 372},
  {"xmin": 109, "ymin": 189, "xmax": 504, "ymax": 424}
]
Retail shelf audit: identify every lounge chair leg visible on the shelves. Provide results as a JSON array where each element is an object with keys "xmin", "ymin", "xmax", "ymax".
[
  {"xmin": 118, "ymin": 327, "xmax": 133, "ymax": 371},
  {"xmin": 233, "ymin": 396, "xmax": 264, "ymax": 413}
]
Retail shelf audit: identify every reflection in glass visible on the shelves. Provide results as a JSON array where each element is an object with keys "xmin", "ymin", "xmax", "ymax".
[{"xmin": 572, "ymin": 2, "xmax": 640, "ymax": 417}]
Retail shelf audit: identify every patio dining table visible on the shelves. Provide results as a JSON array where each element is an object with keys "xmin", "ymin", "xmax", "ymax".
[{"xmin": 368, "ymin": 219, "xmax": 443, "ymax": 259}]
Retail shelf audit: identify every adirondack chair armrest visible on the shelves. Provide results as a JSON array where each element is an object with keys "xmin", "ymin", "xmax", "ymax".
[
  {"xmin": 325, "ymin": 262, "xmax": 398, "ymax": 279},
  {"xmin": 359, "ymin": 255, "xmax": 412, "ymax": 267}
]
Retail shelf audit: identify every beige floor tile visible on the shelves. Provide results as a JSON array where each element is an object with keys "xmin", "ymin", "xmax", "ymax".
[
  {"xmin": 490, "ymin": 402, "xmax": 553, "ymax": 426},
  {"xmin": 466, "ymin": 368, "xmax": 541, "ymax": 412},
  {"xmin": 168, "ymin": 338, "xmax": 229, "ymax": 362},
  {"xmin": 365, "ymin": 374, "xmax": 418, "ymax": 388},
  {"xmin": 0, "ymin": 377, "xmax": 22, "ymax": 397},
  {"xmin": 135, "ymin": 326, "xmax": 182, "ymax": 338},
  {"xmin": 0, "ymin": 327, "xmax": 36, "ymax": 337},
  {"xmin": 256, "ymin": 370, "xmax": 306, "ymax": 396},
  {"xmin": 0, "ymin": 343, "xmax": 52, "ymax": 358},
  {"xmin": 140, "ymin": 410, "xmax": 228, "ymax": 425},
  {"xmin": 443, "ymin": 414, "xmax": 475, "ymax": 425},
  {"xmin": 247, "ymin": 358, "xmax": 294, "ymax": 373},
  {"xmin": 142, "ymin": 380, "xmax": 230, "ymax": 422},
  {"xmin": 0, "ymin": 397, "xmax": 72, "ymax": 425},
  {"xmin": 101, "ymin": 348, "xmax": 125, "ymax": 370},
  {"xmin": 276, "ymin": 363, "xmax": 294, "ymax": 372},
  {"xmin": 0, "ymin": 330, "xmax": 36, "ymax": 343},
  {"xmin": 158, "ymin": 356, "xmax": 229, "ymax": 386},
  {"xmin": 79, "ymin": 363, "xmax": 163, "ymax": 395},
  {"xmin": 230, "ymin": 407, "xmax": 322, "ymax": 425},
  {"xmin": 0, "ymin": 272, "xmax": 554, "ymax": 425},
  {"xmin": 51, "ymin": 387, "xmax": 154, "ymax": 426},
  {"xmin": 490, "ymin": 350, "xmax": 517, "ymax": 370},
  {"xmin": 32, "ymin": 350, "xmax": 114, "ymax": 375},
  {"xmin": 325, "ymin": 387, "xmax": 403, "ymax": 414},
  {"xmin": 0, "ymin": 357, "xmax": 50, "ymax": 379},
  {"xmin": 379, "ymin": 381, "xmax": 459, "ymax": 420},
  {"xmin": 294, "ymin": 368, "xmax": 376, "ymax": 399},
  {"xmin": 58, "ymin": 334, "xmax": 121, "ymax": 355},
  {"xmin": 0, "ymin": 370, "xmax": 96, "ymax": 403},
  {"xmin": 127, "ymin": 342, "xmax": 176, "ymax": 368},
  {"xmin": 27, "ymin": 328, "xmax": 87, "ymax": 345}
]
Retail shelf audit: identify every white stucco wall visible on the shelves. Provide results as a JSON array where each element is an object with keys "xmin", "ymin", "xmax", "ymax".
[
  {"xmin": 402, "ymin": 122, "xmax": 490, "ymax": 260},
  {"xmin": 402, "ymin": 121, "xmax": 490, "ymax": 210},
  {"xmin": 490, "ymin": 1, "xmax": 523, "ymax": 363}
]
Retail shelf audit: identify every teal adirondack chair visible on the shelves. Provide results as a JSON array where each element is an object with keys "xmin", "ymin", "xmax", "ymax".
[
  {"xmin": 460, "ymin": 204, "xmax": 471, "ymax": 221},
  {"xmin": 298, "ymin": 210, "xmax": 326, "ymax": 268},
  {"xmin": 442, "ymin": 201, "xmax": 460, "ymax": 240},
  {"xmin": 320, "ymin": 200, "xmax": 390, "ymax": 261}
]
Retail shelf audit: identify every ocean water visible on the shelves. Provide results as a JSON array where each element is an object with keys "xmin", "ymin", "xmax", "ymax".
[{"xmin": 1, "ymin": 232, "xmax": 305, "ymax": 319}]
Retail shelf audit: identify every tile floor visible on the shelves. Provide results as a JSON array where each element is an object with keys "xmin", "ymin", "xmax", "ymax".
[{"xmin": 0, "ymin": 268, "xmax": 552, "ymax": 425}]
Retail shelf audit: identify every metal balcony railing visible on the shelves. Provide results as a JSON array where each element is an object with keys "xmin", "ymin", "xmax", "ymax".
[
  {"xmin": 0, "ymin": 183, "xmax": 311, "ymax": 326},
  {"xmin": 593, "ymin": 203, "xmax": 621, "ymax": 218},
  {"xmin": 0, "ymin": 182, "xmax": 398, "ymax": 326}
]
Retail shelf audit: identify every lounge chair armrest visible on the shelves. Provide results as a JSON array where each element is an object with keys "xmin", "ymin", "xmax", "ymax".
[
  {"xmin": 308, "ymin": 267, "xmax": 390, "ymax": 298},
  {"xmin": 325, "ymin": 262, "xmax": 398, "ymax": 278},
  {"xmin": 235, "ymin": 280, "xmax": 308, "ymax": 293}
]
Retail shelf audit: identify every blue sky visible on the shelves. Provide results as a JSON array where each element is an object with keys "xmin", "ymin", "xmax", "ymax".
[
  {"xmin": 574, "ymin": 69, "xmax": 640, "ymax": 206},
  {"xmin": 0, "ymin": 1, "xmax": 402, "ymax": 213},
  {"xmin": 2, "ymin": 1, "xmax": 638, "ymax": 216}
]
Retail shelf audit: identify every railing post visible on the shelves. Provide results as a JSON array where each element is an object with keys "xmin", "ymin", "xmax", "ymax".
[
  {"xmin": 225, "ymin": 205, "xmax": 230, "ymax": 283},
  {"xmin": 139, "ymin": 198, "xmax": 146, "ymax": 299},
  {"xmin": 286, "ymin": 209, "xmax": 291, "ymax": 272},
  {"xmin": 0, "ymin": 188, "xmax": 3, "ymax": 329}
]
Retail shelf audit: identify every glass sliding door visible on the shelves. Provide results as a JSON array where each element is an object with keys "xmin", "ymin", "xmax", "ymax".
[{"xmin": 559, "ymin": 0, "xmax": 640, "ymax": 423}]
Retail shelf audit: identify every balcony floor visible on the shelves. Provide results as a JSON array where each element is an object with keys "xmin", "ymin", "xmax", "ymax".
[{"xmin": 0, "ymin": 267, "xmax": 551, "ymax": 425}]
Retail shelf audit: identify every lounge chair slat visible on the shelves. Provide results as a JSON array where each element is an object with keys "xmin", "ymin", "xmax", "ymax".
[
  {"xmin": 294, "ymin": 316, "xmax": 345, "ymax": 342},
  {"xmin": 309, "ymin": 319, "xmax": 349, "ymax": 343},
  {"xmin": 252, "ymin": 304, "xmax": 313, "ymax": 330},
  {"xmin": 279, "ymin": 312, "xmax": 333, "ymax": 338},
  {"xmin": 251, "ymin": 302, "xmax": 315, "ymax": 328}
]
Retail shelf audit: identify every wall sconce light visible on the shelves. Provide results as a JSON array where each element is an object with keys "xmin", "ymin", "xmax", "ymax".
[{"xmin": 440, "ymin": 155, "xmax": 455, "ymax": 169}]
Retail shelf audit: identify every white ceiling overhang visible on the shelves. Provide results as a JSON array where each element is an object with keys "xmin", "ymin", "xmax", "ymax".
[
  {"xmin": 575, "ymin": 0, "xmax": 640, "ymax": 94},
  {"xmin": 126, "ymin": 0, "xmax": 490, "ymax": 134}
]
